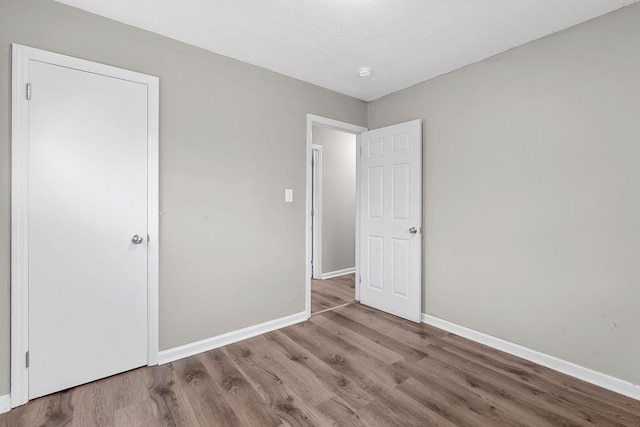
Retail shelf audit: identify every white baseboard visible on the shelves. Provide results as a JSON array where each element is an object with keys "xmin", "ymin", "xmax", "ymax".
[
  {"xmin": 158, "ymin": 311, "xmax": 307, "ymax": 364},
  {"xmin": 322, "ymin": 267, "xmax": 355, "ymax": 280},
  {"xmin": 0, "ymin": 394, "xmax": 10, "ymax": 414},
  {"xmin": 422, "ymin": 314, "xmax": 640, "ymax": 401}
]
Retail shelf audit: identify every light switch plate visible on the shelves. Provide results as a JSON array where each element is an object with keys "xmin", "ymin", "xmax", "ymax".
[{"xmin": 285, "ymin": 189, "xmax": 293, "ymax": 203}]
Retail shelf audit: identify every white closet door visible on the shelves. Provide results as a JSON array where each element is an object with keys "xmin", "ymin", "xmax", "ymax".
[{"xmin": 28, "ymin": 60, "xmax": 149, "ymax": 399}]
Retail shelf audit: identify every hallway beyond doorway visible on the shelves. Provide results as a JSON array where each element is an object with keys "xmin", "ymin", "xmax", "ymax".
[{"xmin": 311, "ymin": 274, "xmax": 355, "ymax": 315}]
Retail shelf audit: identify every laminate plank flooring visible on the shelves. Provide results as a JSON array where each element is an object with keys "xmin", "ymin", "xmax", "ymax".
[
  {"xmin": 2, "ymin": 303, "xmax": 640, "ymax": 426},
  {"xmin": 311, "ymin": 273, "xmax": 355, "ymax": 314}
]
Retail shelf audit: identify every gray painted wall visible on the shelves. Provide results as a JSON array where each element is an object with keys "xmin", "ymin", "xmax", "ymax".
[
  {"xmin": 368, "ymin": 4, "xmax": 640, "ymax": 385},
  {"xmin": 312, "ymin": 125, "xmax": 356, "ymax": 274},
  {"xmin": 0, "ymin": 0, "xmax": 366, "ymax": 395}
]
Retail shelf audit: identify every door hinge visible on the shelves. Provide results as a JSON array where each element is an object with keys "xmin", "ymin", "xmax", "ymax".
[
  {"xmin": 359, "ymin": 275, "xmax": 362, "ymax": 284},
  {"xmin": 26, "ymin": 83, "xmax": 32, "ymax": 100},
  {"xmin": 311, "ymin": 157, "xmax": 314, "ymax": 167},
  {"xmin": 26, "ymin": 351, "xmax": 29, "ymax": 368},
  {"xmin": 311, "ymin": 209, "xmax": 314, "ymax": 217},
  {"xmin": 360, "ymin": 146, "xmax": 362, "ymax": 156}
]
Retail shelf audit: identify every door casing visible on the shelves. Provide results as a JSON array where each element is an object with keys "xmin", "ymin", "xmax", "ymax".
[
  {"xmin": 311, "ymin": 144, "xmax": 323, "ymax": 279},
  {"xmin": 10, "ymin": 44, "xmax": 160, "ymax": 408},
  {"xmin": 305, "ymin": 114, "xmax": 367, "ymax": 317}
]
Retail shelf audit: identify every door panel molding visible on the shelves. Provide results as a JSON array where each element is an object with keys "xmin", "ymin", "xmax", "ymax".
[
  {"xmin": 305, "ymin": 114, "xmax": 367, "ymax": 318},
  {"xmin": 10, "ymin": 44, "xmax": 159, "ymax": 408}
]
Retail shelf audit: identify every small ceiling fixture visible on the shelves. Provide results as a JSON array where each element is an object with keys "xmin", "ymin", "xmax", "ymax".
[{"xmin": 358, "ymin": 67, "xmax": 372, "ymax": 78}]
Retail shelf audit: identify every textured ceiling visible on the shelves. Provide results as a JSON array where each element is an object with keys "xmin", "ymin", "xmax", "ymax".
[{"xmin": 53, "ymin": 0, "xmax": 638, "ymax": 101}]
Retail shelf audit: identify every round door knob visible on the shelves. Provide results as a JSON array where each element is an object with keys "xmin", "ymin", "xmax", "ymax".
[
  {"xmin": 409, "ymin": 227, "xmax": 418, "ymax": 234},
  {"xmin": 131, "ymin": 235, "xmax": 144, "ymax": 244}
]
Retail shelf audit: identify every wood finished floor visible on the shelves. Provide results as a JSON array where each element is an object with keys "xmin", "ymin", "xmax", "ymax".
[
  {"xmin": 311, "ymin": 273, "xmax": 355, "ymax": 314},
  {"xmin": 2, "ymin": 303, "xmax": 640, "ymax": 426}
]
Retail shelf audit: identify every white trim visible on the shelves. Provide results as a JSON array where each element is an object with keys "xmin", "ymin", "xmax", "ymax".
[
  {"xmin": 146, "ymin": 60, "xmax": 160, "ymax": 367},
  {"xmin": 421, "ymin": 313, "xmax": 640, "ymax": 401},
  {"xmin": 10, "ymin": 43, "xmax": 30, "ymax": 409},
  {"xmin": 0, "ymin": 394, "xmax": 10, "ymax": 414},
  {"xmin": 305, "ymin": 114, "xmax": 367, "ymax": 319},
  {"xmin": 10, "ymin": 44, "xmax": 160, "ymax": 407},
  {"xmin": 354, "ymin": 134, "xmax": 362, "ymax": 302},
  {"xmin": 311, "ymin": 144, "xmax": 323, "ymax": 279},
  {"xmin": 158, "ymin": 311, "xmax": 307, "ymax": 364},
  {"xmin": 321, "ymin": 267, "xmax": 356, "ymax": 280}
]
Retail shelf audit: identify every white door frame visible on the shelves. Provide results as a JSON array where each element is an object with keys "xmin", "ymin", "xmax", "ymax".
[
  {"xmin": 311, "ymin": 144, "xmax": 323, "ymax": 279},
  {"xmin": 305, "ymin": 114, "xmax": 367, "ymax": 318},
  {"xmin": 10, "ymin": 44, "xmax": 160, "ymax": 408}
]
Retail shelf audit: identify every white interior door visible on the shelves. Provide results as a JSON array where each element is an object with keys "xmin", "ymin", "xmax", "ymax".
[
  {"xmin": 27, "ymin": 60, "xmax": 149, "ymax": 399},
  {"xmin": 359, "ymin": 120, "xmax": 422, "ymax": 322}
]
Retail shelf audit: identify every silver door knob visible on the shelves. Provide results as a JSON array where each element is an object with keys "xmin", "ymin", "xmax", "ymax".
[
  {"xmin": 409, "ymin": 227, "xmax": 418, "ymax": 234},
  {"xmin": 131, "ymin": 235, "xmax": 144, "ymax": 244}
]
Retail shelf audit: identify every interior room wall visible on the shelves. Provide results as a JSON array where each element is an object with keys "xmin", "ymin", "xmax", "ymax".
[
  {"xmin": 312, "ymin": 125, "xmax": 356, "ymax": 275},
  {"xmin": 368, "ymin": 3, "xmax": 640, "ymax": 385},
  {"xmin": 0, "ymin": 0, "xmax": 366, "ymax": 396}
]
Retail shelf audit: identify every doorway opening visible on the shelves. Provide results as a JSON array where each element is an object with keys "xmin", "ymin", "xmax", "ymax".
[{"xmin": 305, "ymin": 115, "xmax": 367, "ymax": 317}]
